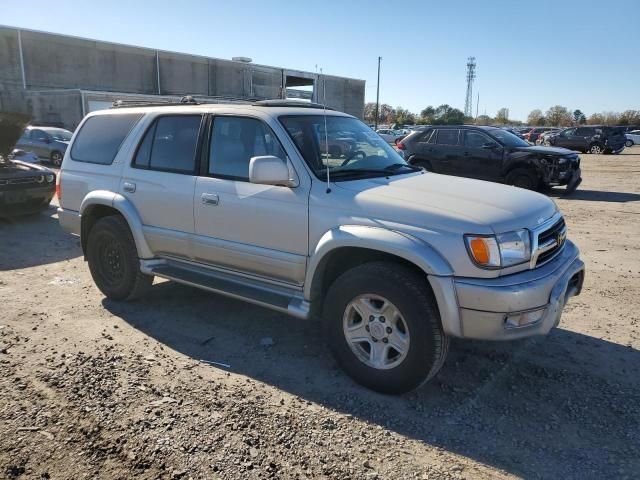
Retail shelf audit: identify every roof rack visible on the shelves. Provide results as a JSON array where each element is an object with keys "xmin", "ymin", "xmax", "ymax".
[
  {"xmin": 111, "ymin": 95, "xmax": 200, "ymax": 109},
  {"xmin": 251, "ymin": 99, "xmax": 335, "ymax": 110}
]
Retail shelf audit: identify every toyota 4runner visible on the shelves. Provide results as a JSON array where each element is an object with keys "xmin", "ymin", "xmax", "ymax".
[{"xmin": 57, "ymin": 99, "xmax": 585, "ymax": 393}]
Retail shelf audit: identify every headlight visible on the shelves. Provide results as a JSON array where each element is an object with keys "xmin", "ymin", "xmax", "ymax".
[
  {"xmin": 465, "ymin": 229, "xmax": 531, "ymax": 269},
  {"xmin": 46, "ymin": 174, "xmax": 55, "ymax": 183},
  {"xmin": 36, "ymin": 175, "xmax": 44, "ymax": 183}
]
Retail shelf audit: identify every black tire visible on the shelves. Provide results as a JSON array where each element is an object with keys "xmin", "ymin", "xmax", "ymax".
[
  {"xmin": 588, "ymin": 143, "xmax": 604, "ymax": 154},
  {"xmin": 505, "ymin": 167, "xmax": 540, "ymax": 190},
  {"xmin": 324, "ymin": 262, "xmax": 449, "ymax": 394},
  {"xmin": 50, "ymin": 151, "xmax": 63, "ymax": 167},
  {"xmin": 86, "ymin": 215, "xmax": 153, "ymax": 301},
  {"xmin": 625, "ymin": 139, "xmax": 634, "ymax": 147}
]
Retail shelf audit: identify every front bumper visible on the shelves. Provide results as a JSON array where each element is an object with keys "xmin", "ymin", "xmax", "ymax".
[
  {"xmin": 430, "ymin": 240, "xmax": 584, "ymax": 340},
  {"xmin": 0, "ymin": 185, "xmax": 55, "ymax": 216}
]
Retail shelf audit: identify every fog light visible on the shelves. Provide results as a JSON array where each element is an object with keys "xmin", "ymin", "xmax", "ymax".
[{"xmin": 505, "ymin": 308, "xmax": 546, "ymax": 329}]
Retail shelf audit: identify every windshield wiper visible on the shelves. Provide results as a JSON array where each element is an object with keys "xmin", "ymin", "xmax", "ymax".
[
  {"xmin": 383, "ymin": 163, "xmax": 422, "ymax": 172},
  {"xmin": 329, "ymin": 168, "xmax": 392, "ymax": 177}
]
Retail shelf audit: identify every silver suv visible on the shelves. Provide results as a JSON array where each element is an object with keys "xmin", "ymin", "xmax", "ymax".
[{"xmin": 57, "ymin": 100, "xmax": 585, "ymax": 393}]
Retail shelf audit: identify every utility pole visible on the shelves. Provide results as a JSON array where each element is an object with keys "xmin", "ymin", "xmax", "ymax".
[
  {"xmin": 464, "ymin": 57, "xmax": 476, "ymax": 118},
  {"xmin": 374, "ymin": 56, "xmax": 381, "ymax": 130},
  {"xmin": 475, "ymin": 91, "xmax": 479, "ymax": 120}
]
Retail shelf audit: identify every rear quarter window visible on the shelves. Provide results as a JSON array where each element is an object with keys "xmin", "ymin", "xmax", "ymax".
[{"xmin": 71, "ymin": 113, "xmax": 142, "ymax": 165}]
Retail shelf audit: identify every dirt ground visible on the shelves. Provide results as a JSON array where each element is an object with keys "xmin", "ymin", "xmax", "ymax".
[{"xmin": 1, "ymin": 149, "xmax": 639, "ymax": 480}]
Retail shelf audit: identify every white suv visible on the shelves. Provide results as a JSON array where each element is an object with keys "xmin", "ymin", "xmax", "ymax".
[{"xmin": 57, "ymin": 99, "xmax": 585, "ymax": 393}]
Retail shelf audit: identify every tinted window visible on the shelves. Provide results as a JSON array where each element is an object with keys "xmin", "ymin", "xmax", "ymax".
[
  {"xmin": 209, "ymin": 116, "xmax": 286, "ymax": 180},
  {"xmin": 418, "ymin": 129, "xmax": 435, "ymax": 143},
  {"xmin": 436, "ymin": 129, "xmax": 459, "ymax": 146},
  {"xmin": 134, "ymin": 115, "xmax": 201, "ymax": 173},
  {"xmin": 71, "ymin": 114, "xmax": 142, "ymax": 165},
  {"xmin": 464, "ymin": 131, "xmax": 491, "ymax": 148},
  {"xmin": 575, "ymin": 127, "xmax": 591, "ymax": 135},
  {"xmin": 30, "ymin": 129, "xmax": 48, "ymax": 141},
  {"xmin": 563, "ymin": 128, "xmax": 577, "ymax": 136}
]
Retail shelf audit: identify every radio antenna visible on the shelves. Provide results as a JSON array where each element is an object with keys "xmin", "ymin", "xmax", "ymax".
[{"xmin": 321, "ymin": 68, "xmax": 331, "ymax": 193}]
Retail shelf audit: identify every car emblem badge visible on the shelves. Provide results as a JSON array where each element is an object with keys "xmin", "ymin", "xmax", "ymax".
[{"xmin": 557, "ymin": 230, "xmax": 567, "ymax": 247}]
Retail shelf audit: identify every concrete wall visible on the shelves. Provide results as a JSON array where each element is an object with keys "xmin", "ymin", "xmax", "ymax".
[{"xmin": 0, "ymin": 25, "xmax": 366, "ymax": 123}]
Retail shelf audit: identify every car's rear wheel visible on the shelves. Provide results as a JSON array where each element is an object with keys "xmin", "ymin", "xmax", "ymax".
[
  {"xmin": 589, "ymin": 143, "xmax": 604, "ymax": 154},
  {"xmin": 86, "ymin": 215, "xmax": 153, "ymax": 301},
  {"xmin": 324, "ymin": 262, "xmax": 449, "ymax": 394},
  {"xmin": 506, "ymin": 168, "xmax": 540, "ymax": 190},
  {"xmin": 50, "ymin": 151, "xmax": 63, "ymax": 167},
  {"xmin": 625, "ymin": 139, "xmax": 634, "ymax": 147}
]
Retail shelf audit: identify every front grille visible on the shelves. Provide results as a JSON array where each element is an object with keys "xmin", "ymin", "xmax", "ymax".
[
  {"xmin": 8, "ymin": 176, "xmax": 40, "ymax": 185},
  {"xmin": 534, "ymin": 217, "xmax": 566, "ymax": 267}
]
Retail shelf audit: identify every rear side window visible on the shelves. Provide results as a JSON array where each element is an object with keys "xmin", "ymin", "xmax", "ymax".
[
  {"xmin": 133, "ymin": 115, "xmax": 202, "ymax": 174},
  {"xmin": 435, "ymin": 129, "xmax": 459, "ymax": 146},
  {"xmin": 418, "ymin": 129, "xmax": 436, "ymax": 143},
  {"xmin": 71, "ymin": 114, "xmax": 142, "ymax": 165}
]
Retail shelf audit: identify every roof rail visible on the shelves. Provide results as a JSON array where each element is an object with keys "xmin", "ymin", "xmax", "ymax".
[
  {"xmin": 111, "ymin": 95, "xmax": 200, "ymax": 109},
  {"xmin": 251, "ymin": 99, "xmax": 335, "ymax": 110}
]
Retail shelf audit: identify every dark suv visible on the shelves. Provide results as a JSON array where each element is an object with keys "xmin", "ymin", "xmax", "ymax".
[
  {"xmin": 399, "ymin": 126, "xmax": 582, "ymax": 192},
  {"xmin": 548, "ymin": 126, "xmax": 626, "ymax": 154}
]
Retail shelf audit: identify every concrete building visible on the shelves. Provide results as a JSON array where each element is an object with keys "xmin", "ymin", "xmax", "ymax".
[{"xmin": 0, "ymin": 25, "xmax": 365, "ymax": 130}]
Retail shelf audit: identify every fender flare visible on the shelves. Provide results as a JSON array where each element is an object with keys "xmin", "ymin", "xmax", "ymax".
[
  {"xmin": 80, "ymin": 190, "xmax": 153, "ymax": 259},
  {"xmin": 304, "ymin": 225, "xmax": 453, "ymax": 301}
]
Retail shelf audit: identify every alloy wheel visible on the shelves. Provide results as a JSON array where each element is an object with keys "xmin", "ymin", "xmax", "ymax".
[{"xmin": 342, "ymin": 294, "xmax": 410, "ymax": 370}]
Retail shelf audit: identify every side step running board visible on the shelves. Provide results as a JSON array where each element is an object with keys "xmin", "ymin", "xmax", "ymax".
[{"xmin": 140, "ymin": 259, "xmax": 310, "ymax": 319}]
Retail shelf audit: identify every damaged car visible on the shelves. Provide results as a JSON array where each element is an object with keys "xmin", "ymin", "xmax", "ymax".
[
  {"xmin": 0, "ymin": 112, "xmax": 56, "ymax": 216},
  {"xmin": 398, "ymin": 125, "xmax": 582, "ymax": 193}
]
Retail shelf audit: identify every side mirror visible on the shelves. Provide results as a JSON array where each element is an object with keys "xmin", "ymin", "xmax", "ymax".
[
  {"xmin": 249, "ymin": 156, "xmax": 297, "ymax": 187},
  {"xmin": 482, "ymin": 141, "xmax": 499, "ymax": 149}
]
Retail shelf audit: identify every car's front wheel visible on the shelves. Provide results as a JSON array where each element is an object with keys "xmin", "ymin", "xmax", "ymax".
[
  {"xmin": 86, "ymin": 215, "xmax": 153, "ymax": 301},
  {"xmin": 324, "ymin": 262, "xmax": 449, "ymax": 394},
  {"xmin": 506, "ymin": 168, "xmax": 540, "ymax": 190},
  {"xmin": 625, "ymin": 139, "xmax": 634, "ymax": 147}
]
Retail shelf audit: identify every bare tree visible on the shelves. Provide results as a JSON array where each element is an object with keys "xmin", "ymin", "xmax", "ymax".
[
  {"xmin": 495, "ymin": 108, "xmax": 509, "ymax": 124},
  {"xmin": 527, "ymin": 109, "xmax": 544, "ymax": 126},
  {"xmin": 545, "ymin": 105, "xmax": 572, "ymax": 126}
]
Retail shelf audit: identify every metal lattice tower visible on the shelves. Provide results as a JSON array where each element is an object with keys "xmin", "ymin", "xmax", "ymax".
[{"xmin": 464, "ymin": 57, "xmax": 476, "ymax": 118}]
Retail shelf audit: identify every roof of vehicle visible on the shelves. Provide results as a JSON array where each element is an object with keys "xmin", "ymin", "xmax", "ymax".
[
  {"xmin": 90, "ymin": 100, "xmax": 354, "ymax": 119},
  {"xmin": 25, "ymin": 126, "xmax": 72, "ymax": 132}
]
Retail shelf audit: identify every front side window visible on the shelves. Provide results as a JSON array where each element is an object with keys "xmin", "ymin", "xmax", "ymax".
[
  {"xmin": 436, "ymin": 129, "xmax": 459, "ymax": 146},
  {"xmin": 464, "ymin": 131, "xmax": 491, "ymax": 148},
  {"xmin": 488, "ymin": 128, "xmax": 529, "ymax": 147},
  {"xmin": 71, "ymin": 113, "xmax": 142, "ymax": 165},
  {"xmin": 47, "ymin": 129, "xmax": 72, "ymax": 141},
  {"xmin": 133, "ymin": 115, "xmax": 202, "ymax": 173},
  {"xmin": 208, "ymin": 116, "xmax": 286, "ymax": 180},
  {"xmin": 280, "ymin": 115, "xmax": 414, "ymax": 181},
  {"xmin": 30, "ymin": 129, "xmax": 48, "ymax": 141}
]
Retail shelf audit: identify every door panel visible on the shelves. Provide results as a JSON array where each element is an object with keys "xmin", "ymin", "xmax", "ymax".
[
  {"xmin": 193, "ymin": 115, "xmax": 309, "ymax": 285},
  {"xmin": 431, "ymin": 129, "xmax": 462, "ymax": 175},
  {"xmin": 119, "ymin": 114, "xmax": 203, "ymax": 259},
  {"xmin": 461, "ymin": 130, "xmax": 503, "ymax": 179}
]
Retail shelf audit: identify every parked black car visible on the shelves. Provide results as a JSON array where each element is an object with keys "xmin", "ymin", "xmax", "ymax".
[
  {"xmin": 398, "ymin": 126, "xmax": 582, "ymax": 192},
  {"xmin": 547, "ymin": 126, "xmax": 626, "ymax": 154},
  {"xmin": 0, "ymin": 112, "xmax": 56, "ymax": 216}
]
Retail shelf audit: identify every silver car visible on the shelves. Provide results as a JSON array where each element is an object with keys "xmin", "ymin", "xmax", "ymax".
[
  {"xmin": 16, "ymin": 126, "xmax": 73, "ymax": 166},
  {"xmin": 57, "ymin": 100, "xmax": 585, "ymax": 393}
]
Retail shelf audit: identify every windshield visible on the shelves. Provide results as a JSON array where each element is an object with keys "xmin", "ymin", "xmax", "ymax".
[
  {"xmin": 279, "ymin": 115, "xmax": 412, "ymax": 180},
  {"xmin": 488, "ymin": 128, "xmax": 530, "ymax": 147},
  {"xmin": 47, "ymin": 129, "xmax": 72, "ymax": 141}
]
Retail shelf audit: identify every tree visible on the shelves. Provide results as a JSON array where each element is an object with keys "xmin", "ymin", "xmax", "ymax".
[
  {"xmin": 419, "ymin": 106, "xmax": 436, "ymax": 124},
  {"xmin": 619, "ymin": 110, "xmax": 640, "ymax": 126},
  {"xmin": 431, "ymin": 104, "xmax": 465, "ymax": 125},
  {"xmin": 527, "ymin": 109, "xmax": 544, "ymax": 126},
  {"xmin": 587, "ymin": 113, "xmax": 604, "ymax": 125},
  {"xmin": 545, "ymin": 105, "xmax": 572, "ymax": 126},
  {"xmin": 602, "ymin": 111, "xmax": 620, "ymax": 125},
  {"xmin": 495, "ymin": 108, "xmax": 509, "ymax": 124},
  {"xmin": 395, "ymin": 106, "xmax": 415, "ymax": 126},
  {"xmin": 573, "ymin": 109, "xmax": 586, "ymax": 125},
  {"xmin": 476, "ymin": 114, "xmax": 492, "ymax": 126},
  {"xmin": 363, "ymin": 102, "xmax": 377, "ymax": 124}
]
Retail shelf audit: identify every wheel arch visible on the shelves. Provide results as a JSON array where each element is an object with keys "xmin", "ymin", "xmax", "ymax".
[{"xmin": 80, "ymin": 191, "xmax": 152, "ymax": 259}]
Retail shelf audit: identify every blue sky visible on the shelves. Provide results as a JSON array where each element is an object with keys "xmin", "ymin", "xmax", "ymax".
[{"xmin": 2, "ymin": 0, "xmax": 638, "ymax": 120}]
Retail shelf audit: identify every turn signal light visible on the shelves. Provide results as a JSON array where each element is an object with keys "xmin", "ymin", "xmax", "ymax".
[
  {"xmin": 55, "ymin": 172, "xmax": 61, "ymax": 201},
  {"xmin": 469, "ymin": 238, "xmax": 490, "ymax": 264}
]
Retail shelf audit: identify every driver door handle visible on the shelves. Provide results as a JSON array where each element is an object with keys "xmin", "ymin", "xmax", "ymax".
[{"xmin": 201, "ymin": 193, "xmax": 219, "ymax": 206}]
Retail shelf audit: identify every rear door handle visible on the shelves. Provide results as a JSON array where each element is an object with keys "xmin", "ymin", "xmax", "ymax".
[
  {"xmin": 201, "ymin": 193, "xmax": 219, "ymax": 206},
  {"xmin": 123, "ymin": 182, "xmax": 136, "ymax": 193}
]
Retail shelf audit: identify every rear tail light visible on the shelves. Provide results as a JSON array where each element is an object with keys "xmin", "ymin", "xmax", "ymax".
[
  {"xmin": 55, "ymin": 172, "xmax": 61, "ymax": 201},
  {"xmin": 397, "ymin": 142, "xmax": 406, "ymax": 150}
]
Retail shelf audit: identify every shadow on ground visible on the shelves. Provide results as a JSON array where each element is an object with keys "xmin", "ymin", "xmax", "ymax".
[
  {"xmin": 550, "ymin": 188, "xmax": 640, "ymax": 203},
  {"xmin": 0, "ymin": 206, "xmax": 81, "ymax": 270},
  {"xmin": 104, "ymin": 282, "xmax": 640, "ymax": 479}
]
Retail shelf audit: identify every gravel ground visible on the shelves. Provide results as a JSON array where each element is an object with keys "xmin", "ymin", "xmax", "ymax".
[{"xmin": 1, "ymin": 149, "xmax": 639, "ymax": 479}]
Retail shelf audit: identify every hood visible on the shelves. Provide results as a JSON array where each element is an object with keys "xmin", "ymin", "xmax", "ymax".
[
  {"xmin": 0, "ymin": 112, "xmax": 31, "ymax": 160},
  {"xmin": 0, "ymin": 158, "xmax": 52, "ymax": 177},
  {"xmin": 335, "ymin": 172, "xmax": 557, "ymax": 234},
  {"xmin": 514, "ymin": 145, "xmax": 576, "ymax": 156}
]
